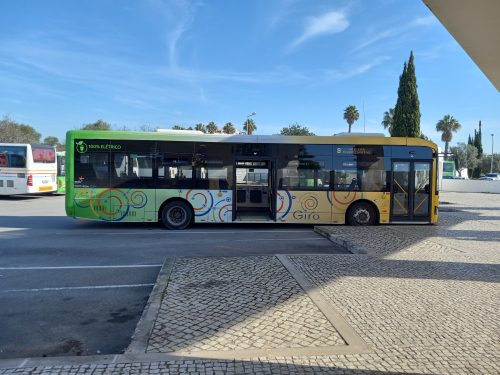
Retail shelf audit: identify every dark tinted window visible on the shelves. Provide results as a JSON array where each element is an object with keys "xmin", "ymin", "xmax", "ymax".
[
  {"xmin": 235, "ymin": 143, "xmax": 270, "ymax": 157},
  {"xmin": 74, "ymin": 152, "xmax": 110, "ymax": 188},
  {"xmin": 110, "ymin": 152, "xmax": 154, "ymax": 188},
  {"xmin": 195, "ymin": 143, "xmax": 233, "ymax": 189},
  {"xmin": 57, "ymin": 155, "xmax": 65, "ymax": 176},
  {"xmin": 157, "ymin": 155, "xmax": 194, "ymax": 189},
  {"xmin": 333, "ymin": 156, "xmax": 388, "ymax": 192},
  {"xmin": 157, "ymin": 141, "xmax": 195, "ymax": 154},
  {"xmin": 277, "ymin": 144, "xmax": 332, "ymax": 190},
  {"xmin": 391, "ymin": 146, "xmax": 433, "ymax": 159}
]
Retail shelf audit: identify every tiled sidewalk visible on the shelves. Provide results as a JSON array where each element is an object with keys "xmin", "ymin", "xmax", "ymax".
[{"xmin": 147, "ymin": 256, "xmax": 346, "ymax": 354}]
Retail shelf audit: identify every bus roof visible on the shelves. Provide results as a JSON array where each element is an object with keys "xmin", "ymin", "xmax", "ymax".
[
  {"xmin": 0, "ymin": 143, "xmax": 55, "ymax": 148},
  {"xmin": 66, "ymin": 130, "xmax": 437, "ymax": 150}
]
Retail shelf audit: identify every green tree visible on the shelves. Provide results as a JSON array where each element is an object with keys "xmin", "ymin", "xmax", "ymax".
[
  {"xmin": 0, "ymin": 116, "xmax": 41, "ymax": 143},
  {"xmin": 468, "ymin": 122, "xmax": 484, "ymax": 178},
  {"xmin": 139, "ymin": 124, "xmax": 159, "ymax": 132},
  {"xmin": 172, "ymin": 125, "xmax": 186, "ymax": 130},
  {"xmin": 280, "ymin": 123, "xmax": 316, "ymax": 136},
  {"xmin": 194, "ymin": 123, "xmax": 206, "ymax": 133},
  {"xmin": 43, "ymin": 136, "xmax": 60, "ymax": 146},
  {"xmin": 474, "ymin": 120, "xmax": 483, "ymax": 157},
  {"xmin": 206, "ymin": 121, "xmax": 218, "ymax": 134},
  {"xmin": 243, "ymin": 118, "xmax": 257, "ymax": 135},
  {"xmin": 222, "ymin": 122, "xmax": 236, "ymax": 134},
  {"xmin": 81, "ymin": 119, "xmax": 112, "ymax": 131},
  {"xmin": 381, "ymin": 108, "xmax": 394, "ymax": 135},
  {"xmin": 436, "ymin": 115, "xmax": 461, "ymax": 158},
  {"xmin": 343, "ymin": 105, "xmax": 359, "ymax": 133},
  {"xmin": 450, "ymin": 143, "xmax": 478, "ymax": 177},
  {"xmin": 480, "ymin": 153, "xmax": 500, "ymax": 174},
  {"xmin": 392, "ymin": 51, "xmax": 421, "ymax": 137}
]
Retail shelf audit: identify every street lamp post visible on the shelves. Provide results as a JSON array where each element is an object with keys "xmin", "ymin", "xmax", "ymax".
[
  {"xmin": 491, "ymin": 134, "xmax": 494, "ymax": 173},
  {"xmin": 245, "ymin": 112, "xmax": 256, "ymax": 135}
]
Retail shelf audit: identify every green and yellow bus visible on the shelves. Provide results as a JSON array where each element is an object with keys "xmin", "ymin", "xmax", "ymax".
[{"xmin": 65, "ymin": 130, "xmax": 439, "ymax": 229}]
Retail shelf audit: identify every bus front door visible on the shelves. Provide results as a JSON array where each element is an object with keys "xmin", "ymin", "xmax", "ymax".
[{"xmin": 391, "ymin": 161, "xmax": 432, "ymax": 223}]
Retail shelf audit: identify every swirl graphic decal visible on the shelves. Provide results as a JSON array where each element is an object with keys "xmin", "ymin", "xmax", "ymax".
[
  {"xmin": 185, "ymin": 190, "xmax": 214, "ymax": 217},
  {"xmin": 74, "ymin": 188, "xmax": 149, "ymax": 222},
  {"xmin": 87, "ymin": 188, "xmax": 130, "ymax": 221},
  {"xmin": 74, "ymin": 189, "xmax": 91, "ymax": 208},
  {"xmin": 299, "ymin": 194, "xmax": 319, "ymax": 211},
  {"xmin": 277, "ymin": 190, "xmax": 294, "ymax": 220},
  {"xmin": 129, "ymin": 190, "xmax": 147, "ymax": 209},
  {"xmin": 212, "ymin": 196, "xmax": 232, "ymax": 222},
  {"xmin": 218, "ymin": 204, "xmax": 232, "ymax": 222},
  {"xmin": 330, "ymin": 191, "xmax": 358, "ymax": 205}
]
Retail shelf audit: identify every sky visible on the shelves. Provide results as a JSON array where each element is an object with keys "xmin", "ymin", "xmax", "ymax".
[{"xmin": 0, "ymin": 0, "xmax": 499, "ymax": 153}]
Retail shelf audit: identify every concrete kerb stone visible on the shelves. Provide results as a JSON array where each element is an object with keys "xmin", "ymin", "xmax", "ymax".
[
  {"xmin": 275, "ymin": 255, "xmax": 369, "ymax": 354},
  {"xmin": 126, "ymin": 256, "xmax": 177, "ymax": 355},
  {"xmin": 314, "ymin": 226, "xmax": 365, "ymax": 254}
]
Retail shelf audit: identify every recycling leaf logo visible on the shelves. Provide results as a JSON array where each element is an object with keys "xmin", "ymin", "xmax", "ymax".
[{"xmin": 76, "ymin": 141, "xmax": 88, "ymax": 153}]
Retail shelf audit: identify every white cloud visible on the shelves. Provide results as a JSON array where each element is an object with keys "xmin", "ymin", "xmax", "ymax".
[
  {"xmin": 352, "ymin": 15, "xmax": 438, "ymax": 52},
  {"xmin": 413, "ymin": 15, "xmax": 437, "ymax": 27},
  {"xmin": 325, "ymin": 56, "xmax": 391, "ymax": 81},
  {"xmin": 287, "ymin": 10, "xmax": 349, "ymax": 52}
]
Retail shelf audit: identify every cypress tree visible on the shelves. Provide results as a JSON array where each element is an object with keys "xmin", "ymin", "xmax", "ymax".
[
  {"xmin": 392, "ymin": 51, "xmax": 421, "ymax": 137},
  {"xmin": 475, "ymin": 121, "xmax": 483, "ymax": 157},
  {"xmin": 391, "ymin": 63, "xmax": 407, "ymax": 137},
  {"xmin": 471, "ymin": 121, "xmax": 483, "ymax": 177}
]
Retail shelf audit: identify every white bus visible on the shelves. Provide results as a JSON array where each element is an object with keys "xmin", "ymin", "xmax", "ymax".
[{"xmin": 0, "ymin": 143, "xmax": 57, "ymax": 195}]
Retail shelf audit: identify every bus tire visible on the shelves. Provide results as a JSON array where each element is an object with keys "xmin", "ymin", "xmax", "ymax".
[
  {"xmin": 161, "ymin": 201, "xmax": 192, "ymax": 230},
  {"xmin": 347, "ymin": 202, "xmax": 376, "ymax": 226}
]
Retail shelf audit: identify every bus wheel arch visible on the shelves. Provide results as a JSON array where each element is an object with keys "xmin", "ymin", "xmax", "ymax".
[
  {"xmin": 346, "ymin": 200, "xmax": 379, "ymax": 226},
  {"xmin": 158, "ymin": 198, "xmax": 194, "ymax": 230}
]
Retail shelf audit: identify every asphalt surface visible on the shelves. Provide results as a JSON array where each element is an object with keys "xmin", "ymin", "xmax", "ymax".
[{"xmin": 0, "ymin": 194, "xmax": 346, "ymax": 359}]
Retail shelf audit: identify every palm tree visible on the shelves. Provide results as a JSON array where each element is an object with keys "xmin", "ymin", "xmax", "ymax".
[
  {"xmin": 382, "ymin": 108, "xmax": 394, "ymax": 135},
  {"xmin": 206, "ymin": 121, "xmax": 218, "ymax": 134},
  {"xmin": 436, "ymin": 115, "xmax": 461, "ymax": 158},
  {"xmin": 243, "ymin": 118, "xmax": 257, "ymax": 135},
  {"xmin": 194, "ymin": 123, "xmax": 206, "ymax": 133},
  {"xmin": 222, "ymin": 122, "xmax": 236, "ymax": 134},
  {"xmin": 343, "ymin": 105, "xmax": 359, "ymax": 133}
]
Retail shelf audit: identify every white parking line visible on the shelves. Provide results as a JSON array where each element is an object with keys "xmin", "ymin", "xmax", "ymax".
[
  {"xmin": 3, "ymin": 283, "xmax": 155, "ymax": 293},
  {"xmin": 0, "ymin": 264, "xmax": 162, "ymax": 270},
  {"xmin": 229, "ymin": 237, "xmax": 324, "ymax": 242}
]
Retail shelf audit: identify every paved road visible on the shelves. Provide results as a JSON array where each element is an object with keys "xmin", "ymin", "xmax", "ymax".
[{"xmin": 0, "ymin": 195, "xmax": 346, "ymax": 359}]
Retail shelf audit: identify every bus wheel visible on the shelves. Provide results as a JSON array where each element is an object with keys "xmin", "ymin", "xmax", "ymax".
[
  {"xmin": 161, "ymin": 201, "xmax": 192, "ymax": 230},
  {"xmin": 347, "ymin": 202, "xmax": 376, "ymax": 226}
]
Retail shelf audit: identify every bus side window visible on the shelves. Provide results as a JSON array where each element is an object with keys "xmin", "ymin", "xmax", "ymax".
[
  {"xmin": 157, "ymin": 157, "xmax": 194, "ymax": 189},
  {"xmin": 74, "ymin": 152, "xmax": 109, "ymax": 188}
]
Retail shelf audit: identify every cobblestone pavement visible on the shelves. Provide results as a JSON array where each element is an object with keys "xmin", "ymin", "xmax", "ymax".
[
  {"xmin": 1, "ymin": 192, "xmax": 499, "ymax": 374},
  {"xmin": 317, "ymin": 192, "xmax": 500, "ymax": 264},
  {"xmin": 148, "ymin": 257, "xmax": 346, "ymax": 353}
]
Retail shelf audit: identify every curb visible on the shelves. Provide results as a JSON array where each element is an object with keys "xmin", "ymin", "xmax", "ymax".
[
  {"xmin": 126, "ymin": 257, "xmax": 176, "ymax": 354},
  {"xmin": 314, "ymin": 226, "xmax": 366, "ymax": 254}
]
